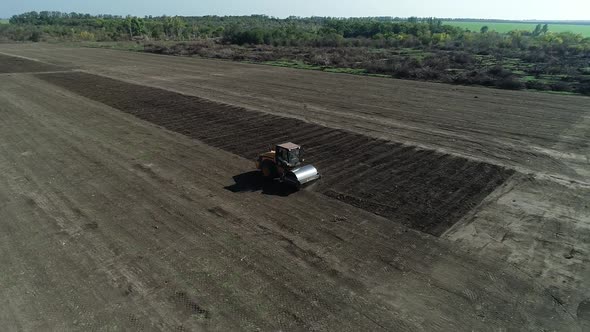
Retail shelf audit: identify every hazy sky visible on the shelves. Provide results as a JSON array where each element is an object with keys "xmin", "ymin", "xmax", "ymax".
[{"xmin": 2, "ymin": 0, "xmax": 589, "ymax": 20}]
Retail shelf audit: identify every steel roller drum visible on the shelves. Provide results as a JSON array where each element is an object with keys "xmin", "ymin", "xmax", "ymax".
[{"xmin": 284, "ymin": 164, "xmax": 321, "ymax": 188}]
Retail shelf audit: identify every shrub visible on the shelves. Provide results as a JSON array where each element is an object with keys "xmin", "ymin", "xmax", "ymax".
[
  {"xmin": 487, "ymin": 65, "xmax": 512, "ymax": 78},
  {"xmin": 577, "ymin": 81, "xmax": 590, "ymax": 95},
  {"xmin": 79, "ymin": 31, "xmax": 95, "ymax": 41},
  {"xmin": 453, "ymin": 70, "xmax": 495, "ymax": 86},
  {"xmin": 550, "ymin": 81, "xmax": 573, "ymax": 92},
  {"xmin": 495, "ymin": 77, "xmax": 524, "ymax": 90},
  {"xmin": 393, "ymin": 64, "xmax": 412, "ymax": 78},
  {"xmin": 451, "ymin": 51, "xmax": 473, "ymax": 65},
  {"xmin": 365, "ymin": 60, "xmax": 394, "ymax": 75},
  {"xmin": 29, "ymin": 30, "xmax": 41, "ymax": 42},
  {"xmin": 414, "ymin": 67, "xmax": 442, "ymax": 80},
  {"xmin": 144, "ymin": 43, "xmax": 169, "ymax": 54},
  {"xmin": 423, "ymin": 54, "xmax": 450, "ymax": 70},
  {"xmin": 525, "ymin": 80, "xmax": 548, "ymax": 91},
  {"xmin": 393, "ymin": 58, "xmax": 421, "ymax": 78}
]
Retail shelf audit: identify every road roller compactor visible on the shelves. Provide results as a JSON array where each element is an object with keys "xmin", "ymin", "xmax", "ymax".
[{"xmin": 255, "ymin": 142, "xmax": 321, "ymax": 189}]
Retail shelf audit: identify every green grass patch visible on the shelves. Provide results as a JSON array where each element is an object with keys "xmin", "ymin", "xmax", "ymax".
[
  {"xmin": 264, "ymin": 60, "xmax": 319, "ymax": 70},
  {"xmin": 59, "ymin": 41, "xmax": 149, "ymax": 52},
  {"xmin": 0, "ymin": 19, "xmax": 9, "ymax": 24},
  {"xmin": 264, "ymin": 60, "xmax": 366, "ymax": 75},
  {"xmin": 324, "ymin": 67, "xmax": 366, "ymax": 75},
  {"xmin": 63, "ymin": 41, "xmax": 182, "ymax": 52},
  {"xmin": 81, "ymin": 41, "xmax": 145, "ymax": 51},
  {"xmin": 443, "ymin": 21, "xmax": 590, "ymax": 37},
  {"xmin": 539, "ymin": 74, "xmax": 568, "ymax": 80},
  {"xmin": 543, "ymin": 90, "xmax": 578, "ymax": 96},
  {"xmin": 396, "ymin": 48, "xmax": 431, "ymax": 59}
]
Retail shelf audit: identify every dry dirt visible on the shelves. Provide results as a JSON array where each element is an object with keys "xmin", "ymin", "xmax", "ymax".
[{"xmin": 0, "ymin": 44, "xmax": 589, "ymax": 331}]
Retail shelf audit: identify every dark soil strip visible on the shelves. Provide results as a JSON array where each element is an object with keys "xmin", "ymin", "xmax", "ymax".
[
  {"xmin": 36, "ymin": 72, "xmax": 515, "ymax": 236},
  {"xmin": 0, "ymin": 54, "xmax": 61, "ymax": 73}
]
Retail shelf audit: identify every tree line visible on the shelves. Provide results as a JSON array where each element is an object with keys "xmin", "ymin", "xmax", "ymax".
[
  {"xmin": 2, "ymin": 11, "xmax": 589, "ymax": 94},
  {"xmin": 3, "ymin": 11, "xmax": 589, "ymax": 51},
  {"xmin": 6, "ymin": 12, "xmax": 463, "ymax": 43}
]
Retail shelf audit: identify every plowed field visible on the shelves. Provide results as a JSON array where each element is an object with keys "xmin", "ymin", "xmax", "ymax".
[
  {"xmin": 0, "ymin": 45, "xmax": 588, "ymax": 331},
  {"xmin": 38, "ymin": 72, "xmax": 513, "ymax": 236}
]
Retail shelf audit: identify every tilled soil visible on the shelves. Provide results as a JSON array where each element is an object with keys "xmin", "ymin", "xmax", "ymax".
[{"xmin": 38, "ymin": 71, "xmax": 514, "ymax": 236}]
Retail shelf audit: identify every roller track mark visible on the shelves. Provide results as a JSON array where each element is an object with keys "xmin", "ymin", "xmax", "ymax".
[{"xmin": 0, "ymin": 54, "xmax": 62, "ymax": 73}]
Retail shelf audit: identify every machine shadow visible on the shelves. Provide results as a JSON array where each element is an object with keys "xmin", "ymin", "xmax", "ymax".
[{"xmin": 224, "ymin": 171, "xmax": 298, "ymax": 197}]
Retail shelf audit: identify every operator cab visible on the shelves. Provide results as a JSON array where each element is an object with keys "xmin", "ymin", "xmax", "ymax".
[{"xmin": 275, "ymin": 142, "xmax": 303, "ymax": 168}]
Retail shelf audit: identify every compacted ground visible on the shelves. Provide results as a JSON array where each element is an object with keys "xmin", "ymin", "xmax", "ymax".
[
  {"xmin": 0, "ymin": 44, "xmax": 588, "ymax": 330},
  {"xmin": 0, "ymin": 53, "xmax": 61, "ymax": 73}
]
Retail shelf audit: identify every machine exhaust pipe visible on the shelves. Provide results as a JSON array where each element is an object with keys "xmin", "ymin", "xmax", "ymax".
[{"xmin": 284, "ymin": 164, "xmax": 321, "ymax": 189}]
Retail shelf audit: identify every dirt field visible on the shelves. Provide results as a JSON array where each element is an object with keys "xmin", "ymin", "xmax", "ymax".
[
  {"xmin": 36, "ymin": 71, "xmax": 513, "ymax": 236},
  {"xmin": 0, "ymin": 44, "xmax": 589, "ymax": 330}
]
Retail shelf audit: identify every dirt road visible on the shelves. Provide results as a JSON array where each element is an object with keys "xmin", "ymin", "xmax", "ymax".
[{"xmin": 0, "ymin": 44, "xmax": 588, "ymax": 330}]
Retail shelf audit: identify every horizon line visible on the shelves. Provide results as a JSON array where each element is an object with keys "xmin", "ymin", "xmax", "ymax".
[{"xmin": 2, "ymin": 12, "xmax": 590, "ymax": 23}]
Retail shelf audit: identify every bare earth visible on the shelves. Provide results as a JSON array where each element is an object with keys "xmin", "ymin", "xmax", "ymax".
[{"xmin": 0, "ymin": 44, "xmax": 588, "ymax": 331}]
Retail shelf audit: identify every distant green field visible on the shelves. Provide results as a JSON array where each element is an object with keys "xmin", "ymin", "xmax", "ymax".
[
  {"xmin": 0, "ymin": 19, "xmax": 9, "ymax": 24},
  {"xmin": 443, "ymin": 21, "xmax": 590, "ymax": 37}
]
